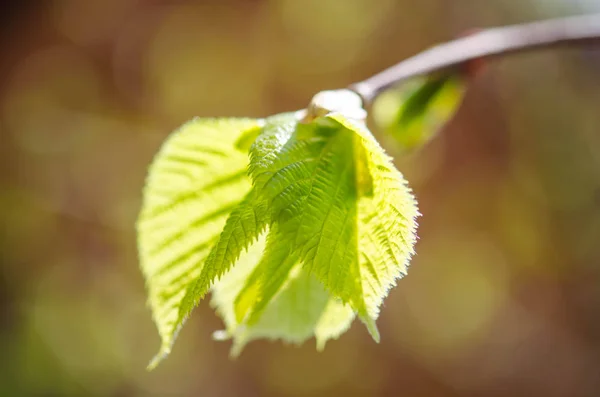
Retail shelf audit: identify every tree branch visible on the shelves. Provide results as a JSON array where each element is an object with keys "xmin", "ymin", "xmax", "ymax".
[{"xmin": 349, "ymin": 13, "xmax": 600, "ymax": 103}]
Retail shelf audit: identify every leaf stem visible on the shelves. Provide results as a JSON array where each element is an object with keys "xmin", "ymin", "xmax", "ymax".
[{"xmin": 349, "ymin": 13, "xmax": 600, "ymax": 103}]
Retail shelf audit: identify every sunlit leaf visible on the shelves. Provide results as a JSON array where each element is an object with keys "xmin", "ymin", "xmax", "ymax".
[
  {"xmin": 332, "ymin": 114, "xmax": 420, "ymax": 319},
  {"xmin": 138, "ymin": 100, "xmax": 419, "ymax": 368},
  {"xmin": 210, "ymin": 234, "xmax": 355, "ymax": 357},
  {"xmin": 136, "ymin": 117, "xmax": 261, "ymax": 369},
  {"xmin": 175, "ymin": 113, "xmax": 299, "ymax": 337},
  {"xmin": 226, "ymin": 112, "xmax": 419, "ymax": 343}
]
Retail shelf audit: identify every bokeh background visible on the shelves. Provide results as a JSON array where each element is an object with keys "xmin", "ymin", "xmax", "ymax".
[{"xmin": 2, "ymin": 0, "xmax": 600, "ymax": 396}]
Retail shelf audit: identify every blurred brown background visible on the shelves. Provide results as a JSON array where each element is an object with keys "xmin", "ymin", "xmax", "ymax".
[{"xmin": 2, "ymin": 1, "xmax": 600, "ymax": 396}]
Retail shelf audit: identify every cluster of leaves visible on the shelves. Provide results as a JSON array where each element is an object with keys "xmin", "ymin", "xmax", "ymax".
[{"xmin": 136, "ymin": 88, "xmax": 441, "ymax": 369}]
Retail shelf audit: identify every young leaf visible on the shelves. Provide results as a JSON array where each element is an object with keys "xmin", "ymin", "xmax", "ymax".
[
  {"xmin": 136, "ymin": 117, "xmax": 262, "ymax": 369},
  {"xmin": 372, "ymin": 74, "xmax": 466, "ymax": 150},
  {"xmin": 174, "ymin": 113, "xmax": 299, "ymax": 336},
  {"xmin": 210, "ymin": 234, "xmax": 355, "ymax": 357},
  {"xmin": 224, "ymin": 112, "xmax": 419, "ymax": 341},
  {"xmin": 138, "ymin": 105, "xmax": 419, "ymax": 368},
  {"xmin": 227, "ymin": 119, "xmax": 364, "ymax": 329},
  {"xmin": 330, "ymin": 114, "xmax": 420, "ymax": 319}
]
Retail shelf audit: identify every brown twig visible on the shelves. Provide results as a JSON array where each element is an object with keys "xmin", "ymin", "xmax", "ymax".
[{"xmin": 349, "ymin": 13, "xmax": 600, "ymax": 103}]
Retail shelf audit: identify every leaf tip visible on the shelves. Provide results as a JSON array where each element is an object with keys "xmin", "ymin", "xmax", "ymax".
[
  {"xmin": 361, "ymin": 315, "xmax": 381, "ymax": 343},
  {"xmin": 229, "ymin": 334, "xmax": 249, "ymax": 359},
  {"xmin": 316, "ymin": 337, "xmax": 327, "ymax": 352},
  {"xmin": 146, "ymin": 345, "xmax": 171, "ymax": 371}
]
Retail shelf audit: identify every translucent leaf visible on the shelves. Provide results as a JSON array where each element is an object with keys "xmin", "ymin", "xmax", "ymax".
[
  {"xmin": 174, "ymin": 113, "xmax": 299, "ymax": 341},
  {"xmin": 138, "ymin": 108, "xmax": 419, "ymax": 368},
  {"xmin": 330, "ymin": 114, "xmax": 420, "ymax": 319},
  {"xmin": 169, "ymin": 112, "xmax": 356, "ymax": 359},
  {"xmin": 230, "ymin": 112, "xmax": 419, "ymax": 341},
  {"xmin": 136, "ymin": 117, "xmax": 262, "ymax": 369},
  {"xmin": 210, "ymin": 234, "xmax": 355, "ymax": 357},
  {"xmin": 372, "ymin": 74, "xmax": 466, "ymax": 150}
]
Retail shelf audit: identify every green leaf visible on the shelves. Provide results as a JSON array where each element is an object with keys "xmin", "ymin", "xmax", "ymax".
[
  {"xmin": 138, "ymin": 104, "xmax": 419, "ymax": 368},
  {"xmin": 331, "ymin": 114, "xmax": 420, "ymax": 319},
  {"xmin": 228, "ymin": 112, "xmax": 419, "ymax": 342},
  {"xmin": 372, "ymin": 74, "xmax": 466, "ymax": 150},
  {"xmin": 174, "ymin": 113, "xmax": 299, "ymax": 338},
  {"xmin": 136, "ymin": 117, "xmax": 262, "ymax": 369},
  {"xmin": 210, "ymin": 234, "xmax": 355, "ymax": 357}
]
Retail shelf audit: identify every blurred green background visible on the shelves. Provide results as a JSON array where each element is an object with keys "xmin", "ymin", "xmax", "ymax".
[{"xmin": 2, "ymin": 1, "xmax": 600, "ymax": 396}]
